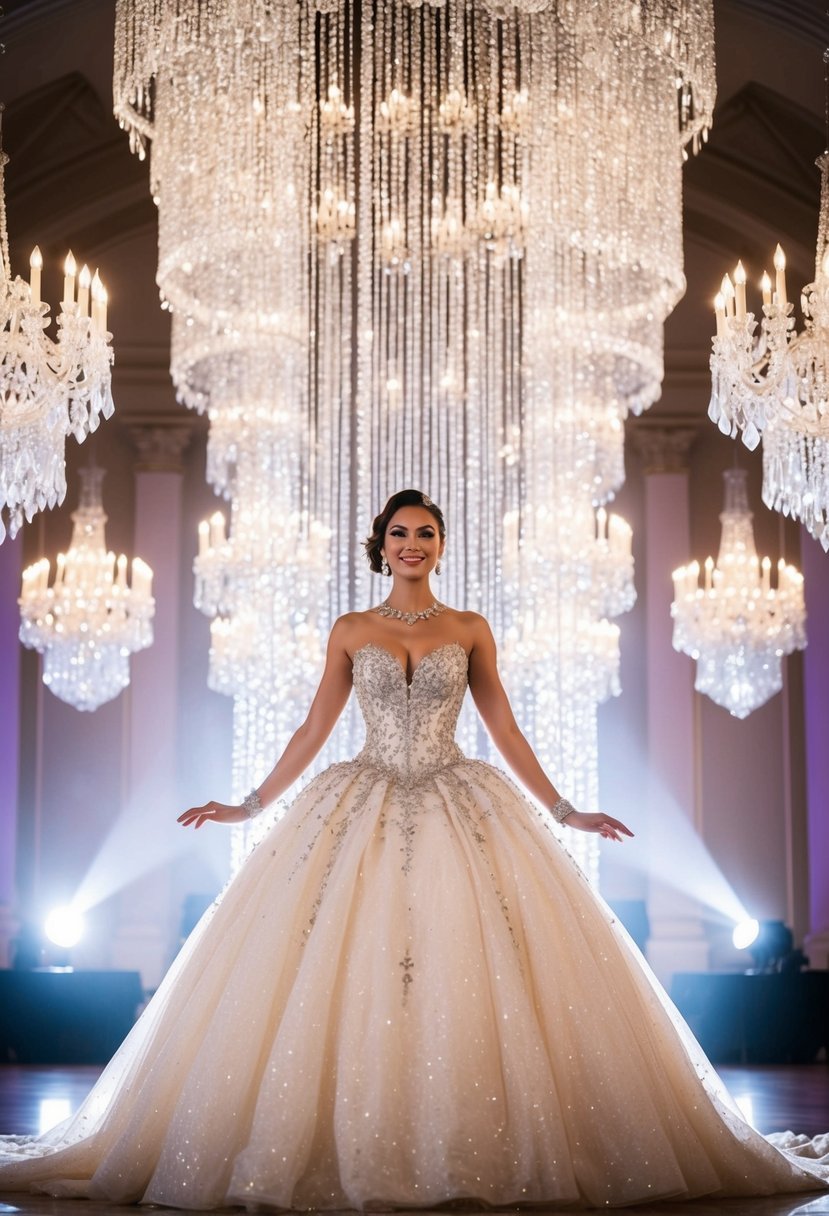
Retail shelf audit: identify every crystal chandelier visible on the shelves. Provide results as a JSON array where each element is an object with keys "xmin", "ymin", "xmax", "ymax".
[
  {"xmin": 113, "ymin": 0, "xmax": 713, "ymax": 881},
  {"xmin": 671, "ymin": 469, "xmax": 806, "ymax": 719},
  {"xmin": 19, "ymin": 467, "xmax": 155, "ymax": 712},
  {"xmin": 708, "ymin": 151, "xmax": 829, "ymax": 548},
  {"xmin": 0, "ymin": 109, "xmax": 114, "ymax": 544},
  {"xmin": 194, "ymin": 487, "xmax": 331, "ymax": 871}
]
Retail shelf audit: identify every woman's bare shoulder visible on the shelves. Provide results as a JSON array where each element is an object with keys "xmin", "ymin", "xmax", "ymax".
[
  {"xmin": 329, "ymin": 610, "xmax": 381, "ymax": 654},
  {"xmin": 446, "ymin": 608, "xmax": 492, "ymax": 636}
]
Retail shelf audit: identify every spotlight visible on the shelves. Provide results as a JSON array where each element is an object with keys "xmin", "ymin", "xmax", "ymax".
[
  {"xmin": 44, "ymin": 905, "xmax": 85, "ymax": 950},
  {"xmin": 732, "ymin": 918, "xmax": 759, "ymax": 950},
  {"xmin": 733, "ymin": 918, "xmax": 802, "ymax": 973}
]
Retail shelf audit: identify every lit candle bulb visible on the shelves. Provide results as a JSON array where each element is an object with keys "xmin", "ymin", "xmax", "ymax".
[
  {"xmin": 721, "ymin": 274, "xmax": 735, "ymax": 317},
  {"xmin": 29, "ymin": 246, "xmax": 43, "ymax": 305},
  {"xmin": 209, "ymin": 510, "xmax": 225, "ymax": 548},
  {"xmin": 77, "ymin": 264, "xmax": 91, "ymax": 317},
  {"xmin": 63, "ymin": 252, "xmax": 77, "ymax": 306},
  {"xmin": 733, "ymin": 260, "xmax": 747, "ymax": 319},
  {"xmin": 596, "ymin": 506, "xmax": 607, "ymax": 540},
  {"xmin": 98, "ymin": 284, "xmax": 108, "ymax": 333},
  {"xmin": 761, "ymin": 271, "xmax": 772, "ymax": 308},
  {"xmin": 55, "ymin": 553, "xmax": 66, "ymax": 586},
  {"xmin": 761, "ymin": 556, "xmax": 771, "ymax": 593},
  {"xmin": 198, "ymin": 519, "xmax": 210, "ymax": 557},
  {"xmin": 116, "ymin": 554, "xmax": 128, "ymax": 588},
  {"xmin": 91, "ymin": 271, "xmax": 104, "ymax": 329},
  {"xmin": 714, "ymin": 292, "xmax": 726, "ymax": 337},
  {"xmin": 774, "ymin": 243, "xmax": 787, "ymax": 306},
  {"xmin": 822, "ymin": 249, "xmax": 829, "ymax": 279},
  {"xmin": 133, "ymin": 557, "xmax": 153, "ymax": 597},
  {"xmin": 704, "ymin": 555, "xmax": 713, "ymax": 592}
]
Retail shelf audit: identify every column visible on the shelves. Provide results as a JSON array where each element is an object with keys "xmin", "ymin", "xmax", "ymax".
[
  {"xmin": 0, "ymin": 533, "xmax": 23, "ymax": 966},
  {"xmin": 111, "ymin": 423, "xmax": 192, "ymax": 988},
  {"xmin": 629, "ymin": 423, "xmax": 709, "ymax": 985},
  {"xmin": 801, "ymin": 529, "xmax": 829, "ymax": 968}
]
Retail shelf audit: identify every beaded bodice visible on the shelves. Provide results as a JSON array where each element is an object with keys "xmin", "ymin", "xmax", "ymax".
[{"xmin": 352, "ymin": 642, "xmax": 467, "ymax": 781}]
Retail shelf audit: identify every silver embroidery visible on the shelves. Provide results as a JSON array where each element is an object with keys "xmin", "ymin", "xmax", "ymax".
[
  {"xmin": 295, "ymin": 643, "xmax": 527, "ymax": 956},
  {"xmin": 400, "ymin": 949, "xmax": 414, "ymax": 1003}
]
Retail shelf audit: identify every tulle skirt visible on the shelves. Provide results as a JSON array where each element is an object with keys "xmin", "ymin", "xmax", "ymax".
[{"xmin": 1, "ymin": 757, "xmax": 828, "ymax": 1209}]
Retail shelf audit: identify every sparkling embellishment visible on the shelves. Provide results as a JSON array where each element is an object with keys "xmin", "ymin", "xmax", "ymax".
[
  {"xmin": 551, "ymin": 796, "xmax": 576, "ymax": 824},
  {"xmin": 400, "ymin": 949, "xmax": 414, "ymax": 1004},
  {"xmin": 243, "ymin": 787, "xmax": 263, "ymax": 819},
  {"xmin": 372, "ymin": 600, "xmax": 446, "ymax": 626}
]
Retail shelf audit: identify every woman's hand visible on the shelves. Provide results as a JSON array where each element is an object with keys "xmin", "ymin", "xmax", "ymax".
[
  {"xmin": 177, "ymin": 801, "xmax": 249, "ymax": 830},
  {"xmin": 563, "ymin": 811, "xmax": 634, "ymax": 842}
]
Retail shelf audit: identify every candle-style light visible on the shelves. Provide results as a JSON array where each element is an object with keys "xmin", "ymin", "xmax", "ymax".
[
  {"xmin": 19, "ymin": 467, "xmax": 155, "ymax": 711},
  {"xmin": 1, "ymin": 106, "xmax": 115, "ymax": 544},
  {"xmin": 709, "ymin": 151, "xmax": 829, "ymax": 548},
  {"xmin": 671, "ymin": 469, "xmax": 806, "ymax": 718}
]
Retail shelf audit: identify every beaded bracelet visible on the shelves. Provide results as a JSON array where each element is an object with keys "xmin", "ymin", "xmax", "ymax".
[
  {"xmin": 551, "ymin": 796, "xmax": 576, "ymax": 823},
  {"xmin": 243, "ymin": 787, "xmax": 263, "ymax": 819}
]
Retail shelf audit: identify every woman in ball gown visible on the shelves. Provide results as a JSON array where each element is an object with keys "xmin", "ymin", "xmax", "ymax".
[{"xmin": 1, "ymin": 488, "xmax": 828, "ymax": 1210}]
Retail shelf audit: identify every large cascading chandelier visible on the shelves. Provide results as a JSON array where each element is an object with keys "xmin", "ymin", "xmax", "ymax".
[
  {"xmin": 113, "ymin": 0, "xmax": 713, "ymax": 879},
  {"xmin": 18, "ymin": 466, "xmax": 155, "ymax": 712},
  {"xmin": 0, "ymin": 109, "xmax": 114, "ymax": 544},
  {"xmin": 114, "ymin": 1, "xmax": 328, "ymax": 852},
  {"xmin": 708, "ymin": 149, "xmax": 829, "ymax": 549},
  {"xmin": 671, "ymin": 468, "xmax": 806, "ymax": 720},
  {"xmin": 503, "ymin": 488, "xmax": 636, "ymax": 885}
]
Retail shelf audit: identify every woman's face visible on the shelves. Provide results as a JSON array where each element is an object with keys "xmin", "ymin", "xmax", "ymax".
[{"xmin": 382, "ymin": 507, "xmax": 445, "ymax": 579}]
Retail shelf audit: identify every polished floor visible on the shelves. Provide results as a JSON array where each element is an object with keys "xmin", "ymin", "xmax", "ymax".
[{"xmin": 0, "ymin": 1064, "xmax": 828, "ymax": 1214}]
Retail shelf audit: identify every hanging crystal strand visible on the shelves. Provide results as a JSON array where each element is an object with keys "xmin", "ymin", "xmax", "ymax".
[
  {"xmin": 459, "ymin": 0, "xmax": 478, "ymax": 615},
  {"xmin": 311, "ymin": 0, "xmax": 354, "ymax": 622},
  {"xmin": 435, "ymin": 0, "xmax": 463, "ymax": 611},
  {"xmin": 502, "ymin": 10, "xmax": 527, "ymax": 638},
  {"xmin": 356, "ymin": 0, "xmax": 378, "ymax": 607},
  {"xmin": 406, "ymin": 5, "xmax": 422, "ymax": 496}
]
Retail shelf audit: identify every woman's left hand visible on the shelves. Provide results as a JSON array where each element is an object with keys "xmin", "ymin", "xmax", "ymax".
[
  {"xmin": 177, "ymin": 800, "xmax": 249, "ymax": 830},
  {"xmin": 564, "ymin": 811, "xmax": 634, "ymax": 842}
]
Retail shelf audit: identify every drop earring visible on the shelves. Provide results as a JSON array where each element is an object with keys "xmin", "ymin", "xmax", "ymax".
[
  {"xmin": 381, "ymin": 557, "xmax": 391, "ymax": 576},
  {"xmin": 435, "ymin": 558, "xmax": 442, "ymax": 576}
]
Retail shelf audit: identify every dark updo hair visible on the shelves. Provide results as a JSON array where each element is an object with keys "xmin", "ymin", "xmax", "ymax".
[{"xmin": 364, "ymin": 489, "xmax": 446, "ymax": 574}]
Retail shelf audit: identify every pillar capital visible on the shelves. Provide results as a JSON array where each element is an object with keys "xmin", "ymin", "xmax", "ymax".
[
  {"xmin": 628, "ymin": 421, "xmax": 698, "ymax": 475},
  {"xmin": 126, "ymin": 421, "xmax": 194, "ymax": 474}
]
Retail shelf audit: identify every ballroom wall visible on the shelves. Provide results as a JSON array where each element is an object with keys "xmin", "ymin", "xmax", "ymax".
[{"xmin": 0, "ymin": 0, "xmax": 826, "ymax": 987}]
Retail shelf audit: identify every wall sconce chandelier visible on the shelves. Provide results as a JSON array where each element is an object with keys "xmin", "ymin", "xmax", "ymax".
[
  {"xmin": 671, "ymin": 469, "xmax": 806, "ymax": 719},
  {"xmin": 708, "ymin": 129, "xmax": 829, "ymax": 550},
  {"xmin": 19, "ymin": 467, "xmax": 154, "ymax": 712},
  {"xmin": 0, "ymin": 107, "xmax": 114, "ymax": 544}
]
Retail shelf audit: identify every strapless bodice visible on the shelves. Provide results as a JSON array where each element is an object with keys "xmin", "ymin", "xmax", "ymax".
[{"xmin": 352, "ymin": 642, "xmax": 467, "ymax": 782}]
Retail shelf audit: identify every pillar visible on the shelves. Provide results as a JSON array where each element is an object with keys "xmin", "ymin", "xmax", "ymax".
[
  {"xmin": 801, "ymin": 529, "xmax": 829, "ymax": 967},
  {"xmin": 111, "ymin": 423, "xmax": 192, "ymax": 988},
  {"xmin": 630, "ymin": 423, "xmax": 709, "ymax": 985},
  {"xmin": 0, "ymin": 533, "xmax": 23, "ymax": 965}
]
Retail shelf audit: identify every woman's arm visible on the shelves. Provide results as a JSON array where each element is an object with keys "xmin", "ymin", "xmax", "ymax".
[
  {"xmin": 467, "ymin": 617, "xmax": 633, "ymax": 841},
  {"xmin": 178, "ymin": 618, "xmax": 355, "ymax": 829}
]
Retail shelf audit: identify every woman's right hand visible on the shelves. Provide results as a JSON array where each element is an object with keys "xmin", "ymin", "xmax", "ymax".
[
  {"xmin": 177, "ymin": 801, "xmax": 249, "ymax": 830},
  {"xmin": 564, "ymin": 810, "xmax": 634, "ymax": 842}
]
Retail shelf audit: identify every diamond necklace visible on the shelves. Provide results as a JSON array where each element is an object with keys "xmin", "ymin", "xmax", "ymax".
[{"xmin": 373, "ymin": 600, "xmax": 446, "ymax": 627}]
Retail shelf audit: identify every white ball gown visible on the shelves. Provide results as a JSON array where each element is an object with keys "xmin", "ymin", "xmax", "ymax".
[{"xmin": 1, "ymin": 641, "xmax": 828, "ymax": 1209}]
